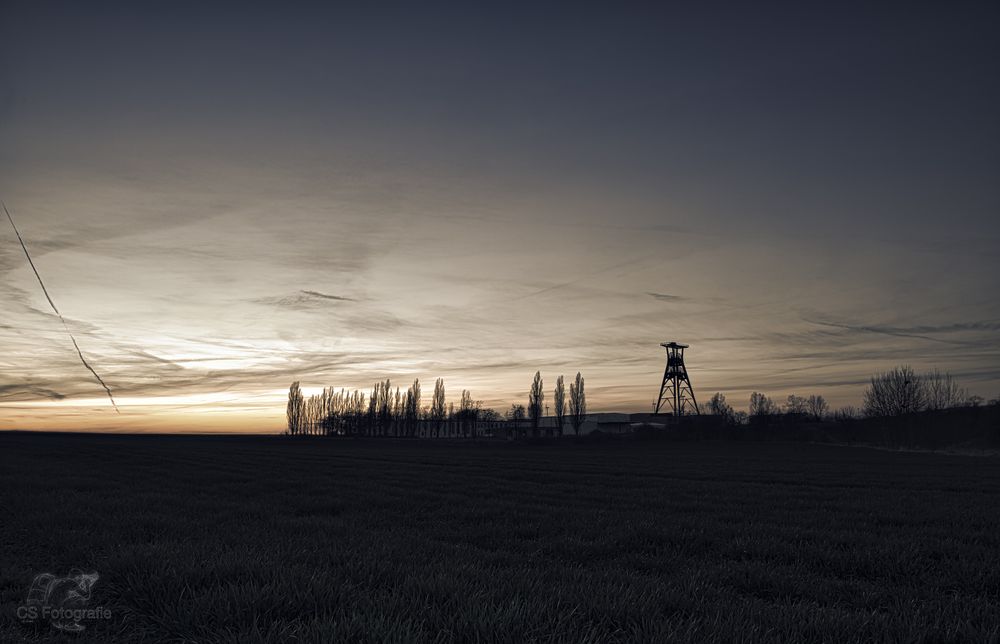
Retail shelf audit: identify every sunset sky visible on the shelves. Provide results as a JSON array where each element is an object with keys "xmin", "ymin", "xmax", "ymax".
[{"xmin": 1, "ymin": 2, "xmax": 998, "ymax": 431}]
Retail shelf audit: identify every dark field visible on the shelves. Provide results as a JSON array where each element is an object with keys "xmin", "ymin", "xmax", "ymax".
[{"xmin": 1, "ymin": 434, "xmax": 999, "ymax": 643}]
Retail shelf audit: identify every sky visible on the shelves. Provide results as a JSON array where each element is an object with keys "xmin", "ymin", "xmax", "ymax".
[{"xmin": 1, "ymin": 2, "xmax": 998, "ymax": 432}]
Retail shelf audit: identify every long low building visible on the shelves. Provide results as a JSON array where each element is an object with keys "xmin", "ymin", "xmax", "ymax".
[{"xmin": 479, "ymin": 413, "xmax": 717, "ymax": 436}]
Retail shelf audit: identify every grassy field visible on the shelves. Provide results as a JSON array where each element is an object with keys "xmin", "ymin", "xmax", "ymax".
[{"xmin": 1, "ymin": 433, "xmax": 999, "ymax": 643}]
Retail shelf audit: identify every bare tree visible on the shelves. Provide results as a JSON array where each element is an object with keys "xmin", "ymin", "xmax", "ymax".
[
  {"xmin": 366, "ymin": 384, "xmax": 378, "ymax": 436},
  {"xmin": 964, "ymin": 395, "xmax": 984, "ymax": 408},
  {"xmin": 553, "ymin": 375, "xmax": 566, "ymax": 437},
  {"xmin": 287, "ymin": 381, "xmax": 304, "ymax": 435},
  {"xmin": 507, "ymin": 403, "xmax": 526, "ymax": 438},
  {"xmin": 863, "ymin": 366, "xmax": 926, "ymax": 417},
  {"xmin": 304, "ymin": 393, "xmax": 318, "ymax": 434},
  {"xmin": 431, "ymin": 378, "xmax": 445, "ymax": 438},
  {"xmin": 404, "ymin": 378, "xmax": 421, "ymax": 437},
  {"xmin": 784, "ymin": 394, "xmax": 807, "ymax": 415},
  {"xmin": 569, "ymin": 372, "xmax": 586, "ymax": 435},
  {"xmin": 412, "ymin": 378, "xmax": 422, "ymax": 435},
  {"xmin": 392, "ymin": 387, "xmax": 402, "ymax": 436},
  {"xmin": 374, "ymin": 379, "xmax": 393, "ymax": 435},
  {"xmin": 749, "ymin": 392, "xmax": 778, "ymax": 418},
  {"xmin": 707, "ymin": 392, "xmax": 735, "ymax": 424},
  {"xmin": 319, "ymin": 387, "xmax": 336, "ymax": 435},
  {"xmin": 402, "ymin": 388, "xmax": 413, "ymax": 436},
  {"xmin": 924, "ymin": 369, "xmax": 965, "ymax": 411},
  {"xmin": 529, "ymin": 371, "xmax": 544, "ymax": 437},
  {"xmin": 806, "ymin": 395, "xmax": 829, "ymax": 420},
  {"xmin": 458, "ymin": 389, "xmax": 475, "ymax": 437},
  {"xmin": 834, "ymin": 405, "xmax": 860, "ymax": 421},
  {"xmin": 332, "ymin": 388, "xmax": 366, "ymax": 436}
]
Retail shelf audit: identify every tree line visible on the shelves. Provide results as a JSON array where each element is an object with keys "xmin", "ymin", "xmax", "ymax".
[
  {"xmin": 286, "ymin": 371, "xmax": 586, "ymax": 438},
  {"xmin": 700, "ymin": 366, "xmax": 983, "ymax": 425},
  {"xmin": 287, "ymin": 363, "xmax": 995, "ymax": 447},
  {"xmin": 687, "ymin": 365, "xmax": 999, "ymax": 449}
]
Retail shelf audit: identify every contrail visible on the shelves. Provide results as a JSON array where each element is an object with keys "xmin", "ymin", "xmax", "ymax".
[{"xmin": 3, "ymin": 201, "xmax": 120, "ymax": 413}]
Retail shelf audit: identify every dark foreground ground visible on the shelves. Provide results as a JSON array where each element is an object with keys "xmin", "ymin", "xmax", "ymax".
[{"xmin": 1, "ymin": 434, "xmax": 999, "ymax": 643}]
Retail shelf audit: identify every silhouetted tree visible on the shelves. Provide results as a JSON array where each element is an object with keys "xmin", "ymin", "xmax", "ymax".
[
  {"xmin": 287, "ymin": 381, "xmax": 304, "ymax": 435},
  {"xmin": 707, "ymin": 392, "xmax": 735, "ymax": 424},
  {"xmin": 507, "ymin": 403, "xmax": 526, "ymax": 438},
  {"xmin": 863, "ymin": 366, "xmax": 925, "ymax": 417},
  {"xmin": 305, "ymin": 393, "xmax": 320, "ymax": 434},
  {"xmin": 393, "ymin": 387, "xmax": 402, "ymax": 436},
  {"xmin": 366, "ymin": 385, "xmax": 378, "ymax": 436},
  {"xmin": 367, "ymin": 379, "xmax": 395, "ymax": 435},
  {"xmin": 319, "ymin": 387, "xmax": 335, "ymax": 435},
  {"xmin": 456, "ymin": 389, "xmax": 478, "ymax": 437},
  {"xmin": 924, "ymin": 369, "xmax": 965, "ymax": 411},
  {"xmin": 412, "ymin": 378, "xmax": 422, "ymax": 435},
  {"xmin": 806, "ymin": 395, "xmax": 829, "ymax": 420},
  {"xmin": 784, "ymin": 394, "xmax": 807, "ymax": 415},
  {"xmin": 529, "ymin": 371, "xmax": 544, "ymax": 437},
  {"xmin": 332, "ymin": 388, "xmax": 366, "ymax": 436},
  {"xmin": 553, "ymin": 375, "xmax": 566, "ymax": 437},
  {"xmin": 834, "ymin": 405, "xmax": 860, "ymax": 421},
  {"xmin": 431, "ymin": 378, "xmax": 446, "ymax": 438},
  {"xmin": 569, "ymin": 372, "xmax": 586, "ymax": 435},
  {"xmin": 965, "ymin": 395, "xmax": 984, "ymax": 408},
  {"xmin": 749, "ymin": 392, "xmax": 778, "ymax": 418},
  {"xmin": 351, "ymin": 390, "xmax": 366, "ymax": 435},
  {"xmin": 404, "ymin": 378, "xmax": 421, "ymax": 437}
]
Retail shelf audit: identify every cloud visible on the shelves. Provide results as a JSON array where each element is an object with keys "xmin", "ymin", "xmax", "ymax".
[
  {"xmin": 300, "ymin": 290, "xmax": 356, "ymax": 302},
  {"xmin": 872, "ymin": 321, "xmax": 1000, "ymax": 334},
  {"xmin": 254, "ymin": 290, "xmax": 358, "ymax": 310},
  {"xmin": 646, "ymin": 292, "xmax": 685, "ymax": 302},
  {"xmin": 0, "ymin": 383, "xmax": 67, "ymax": 401},
  {"xmin": 512, "ymin": 254, "xmax": 659, "ymax": 301},
  {"xmin": 801, "ymin": 317, "xmax": 994, "ymax": 346}
]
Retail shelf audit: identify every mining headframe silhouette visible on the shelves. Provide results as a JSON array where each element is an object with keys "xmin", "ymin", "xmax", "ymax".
[{"xmin": 654, "ymin": 341, "xmax": 700, "ymax": 416}]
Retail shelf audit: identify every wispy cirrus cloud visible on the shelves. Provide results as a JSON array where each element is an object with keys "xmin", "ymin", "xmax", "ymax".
[
  {"xmin": 646, "ymin": 292, "xmax": 685, "ymax": 302},
  {"xmin": 0, "ymin": 383, "xmax": 67, "ymax": 401},
  {"xmin": 253, "ymin": 290, "xmax": 358, "ymax": 310},
  {"xmin": 800, "ymin": 316, "xmax": 997, "ymax": 346},
  {"xmin": 300, "ymin": 290, "xmax": 356, "ymax": 302}
]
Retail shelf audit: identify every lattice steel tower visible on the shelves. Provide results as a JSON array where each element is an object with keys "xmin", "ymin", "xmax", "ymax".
[{"xmin": 654, "ymin": 342, "xmax": 700, "ymax": 416}]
